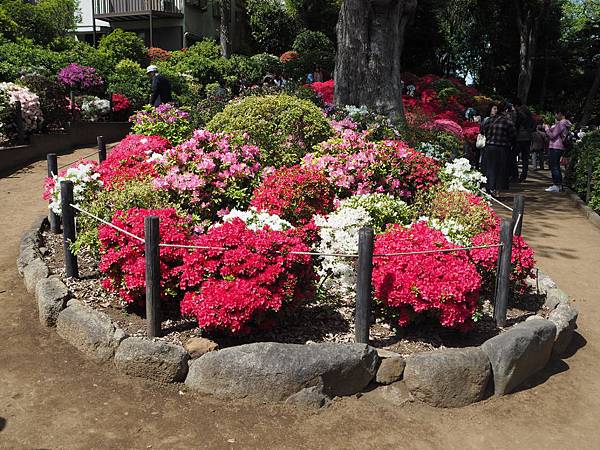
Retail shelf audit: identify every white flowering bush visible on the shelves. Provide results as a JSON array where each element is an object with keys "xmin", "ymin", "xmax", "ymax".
[
  {"xmin": 416, "ymin": 142, "xmax": 446, "ymax": 161},
  {"xmin": 314, "ymin": 206, "xmax": 372, "ymax": 299},
  {"xmin": 219, "ymin": 207, "xmax": 292, "ymax": 231},
  {"xmin": 441, "ymin": 158, "xmax": 486, "ymax": 192},
  {"xmin": 339, "ymin": 193, "xmax": 412, "ymax": 233},
  {"xmin": 0, "ymin": 82, "xmax": 44, "ymax": 133},
  {"xmin": 417, "ymin": 216, "xmax": 471, "ymax": 246},
  {"xmin": 80, "ymin": 96, "xmax": 110, "ymax": 122},
  {"xmin": 45, "ymin": 163, "xmax": 103, "ymax": 215}
]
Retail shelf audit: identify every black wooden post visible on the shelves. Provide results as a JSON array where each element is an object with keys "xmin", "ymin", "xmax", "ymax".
[
  {"xmin": 145, "ymin": 215, "xmax": 161, "ymax": 338},
  {"xmin": 494, "ymin": 219, "xmax": 514, "ymax": 327},
  {"xmin": 511, "ymin": 195, "xmax": 525, "ymax": 236},
  {"xmin": 97, "ymin": 136, "xmax": 107, "ymax": 163},
  {"xmin": 47, "ymin": 153, "xmax": 61, "ymax": 234},
  {"xmin": 355, "ymin": 227, "xmax": 374, "ymax": 344},
  {"xmin": 60, "ymin": 181, "xmax": 78, "ymax": 279},
  {"xmin": 14, "ymin": 101, "xmax": 25, "ymax": 145}
]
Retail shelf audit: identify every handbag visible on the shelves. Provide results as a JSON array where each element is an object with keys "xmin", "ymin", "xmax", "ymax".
[
  {"xmin": 476, "ymin": 133, "xmax": 486, "ymax": 149},
  {"xmin": 560, "ymin": 156, "xmax": 570, "ymax": 167}
]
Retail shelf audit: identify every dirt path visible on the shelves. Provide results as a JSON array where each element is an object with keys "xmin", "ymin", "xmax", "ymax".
[{"xmin": 1, "ymin": 152, "xmax": 599, "ymax": 449}]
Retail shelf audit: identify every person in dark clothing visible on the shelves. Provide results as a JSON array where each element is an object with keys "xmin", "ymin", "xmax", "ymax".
[
  {"xmin": 482, "ymin": 101, "xmax": 516, "ymax": 197},
  {"xmin": 513, "ymin": 100, "xmax": 536, "ymax": 182},
  {"xmin": 147, "ymin": 65, "xmax": 173, "ymax": 106}
]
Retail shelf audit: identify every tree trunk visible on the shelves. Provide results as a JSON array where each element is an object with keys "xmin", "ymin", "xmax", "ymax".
[
  {"xmin": 335, "ymin": 0, "xmax": 417, "ymax": 123},
  {"xmin": 580, "ymin": 61, "xmax": 600, "ymax": 128},
  {"xmin": 220, "ymin": 0, "xmax": 230, "ymax": 58},
  {"xmin": 514, "ymin": 0, "xmax": 549, "ymax": 104}
]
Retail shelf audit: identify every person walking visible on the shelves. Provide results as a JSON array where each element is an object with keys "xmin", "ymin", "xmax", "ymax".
[
  {"xmin": 544, "ymin": 110, "xmax": 572, "ymax": 192},
  {"xmin": 147, "ymin": 65, "xmax": 173, "ymax": 106},
  {"xmin": 530, "ymin": 123, "xmax": 549, "ymax": 171},
  {"xmin": 514, "ymin": 100, "xmax": 536, "ymax": 181},
  {"xmin": 479, "ymin": 104, "xmax": 498, "ymax": 176},
  {"xmin": 482, "ymin": 101, "xmax": 516, "ymax": 197}
]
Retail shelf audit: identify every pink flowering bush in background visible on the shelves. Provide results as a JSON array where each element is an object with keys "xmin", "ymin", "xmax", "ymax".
[
  {"xmin": 57, "ymin": 63, "xmax": 104, "ymax": 91},
  {"xmin": 373, "ymin": 222, "xmax": 482, "ymax": 332},
  {"xmin": 0, "ymin": 82, "xmax": 44, "ymax": 132},
  {"xmin": 179, "ymin": 218, "xmax": 315, "ymax": 334},
  {"xmin": 152, "ymin": 129, "xmax": 261, "ymax": 225},
  {"xmin": 304, "ymin": 133, "xmax": 441, "ymax": 201}
]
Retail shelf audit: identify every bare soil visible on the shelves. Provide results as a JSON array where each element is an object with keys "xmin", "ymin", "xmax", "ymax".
[{"xmin": 0, "ymin": 149, "xmax": 598, "ymax": 449}]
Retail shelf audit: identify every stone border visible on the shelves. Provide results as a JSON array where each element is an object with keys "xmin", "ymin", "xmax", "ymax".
[
  {"xmin": 18, "ymin": 217, "xmax": 580, "ymax": 409},
  {"xmin": 564, "ymin": 187, "xmax": 600, "ymax": 231}
]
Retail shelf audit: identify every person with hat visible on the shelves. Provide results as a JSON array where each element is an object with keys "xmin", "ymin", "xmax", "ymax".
[{"xmin": 146, "ymin": 65, "xmax": 173, "ymax": 107}]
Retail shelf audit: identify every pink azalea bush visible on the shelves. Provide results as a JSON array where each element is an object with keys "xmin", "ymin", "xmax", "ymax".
[
  {"xmin": 98, "ymin": 208, "xmax": 191, "ymax": 305},
  {"xmin": 303, "ymin": 132, "xmax": 441, "ymax": 200},
  {"xmin": 0, "ymin": 82, "xmax": 44, "ymax": 132},
  {"xmin": 152, "ymin": 129, "xmax": 261, "ymax": 224},
  {"xmin": 250, "ymin": 165, "xmax": 336, "ymax": 225},
  {"xmin": 373, "ymin": 222, "xmax": 482, "ymax": 332},
  {"xmin": 178, "ymin": 218, "xmax": 315, "ymax": 334},
  {"xmin": 58, "ymin": 63, "xmax": 104, "ymax": 91},
  {"xmin": 97, "ymin": 134, "xmax": 171, "ymax": 189}
]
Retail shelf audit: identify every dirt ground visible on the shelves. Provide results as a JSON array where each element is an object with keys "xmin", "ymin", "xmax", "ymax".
[{"xmin": 0, "ymin": 149, "xmax": 599, "ymax": 449}]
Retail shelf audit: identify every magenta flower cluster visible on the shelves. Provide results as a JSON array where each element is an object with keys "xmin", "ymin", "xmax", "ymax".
[{"xmin": 57, "ymin": 63, "xmax": 104, "ymax": 90}]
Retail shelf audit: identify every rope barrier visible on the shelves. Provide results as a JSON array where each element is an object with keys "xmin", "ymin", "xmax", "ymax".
[
  {"xmin": 479, "ymin": 189, "xmax": 514, "ymax": 212},
  {"xmin": 69, "ymin": 205, "xmax": 504, "ymax": 258},
  {"xmin": 513, "ymin": 213, "xmax": 522, "ymax": 235},
  {"xmin": 58, "ymin": 150, "xmax": 101, "ymax": 170},
  {"xmin": 69, "ymin": 204, "xmax": 145, "ymax": 243}
]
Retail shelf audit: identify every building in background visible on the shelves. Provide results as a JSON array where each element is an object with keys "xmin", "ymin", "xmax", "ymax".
[{"xmin": 75, "ymin": 0, "xmax": 248, "ymax": 51}]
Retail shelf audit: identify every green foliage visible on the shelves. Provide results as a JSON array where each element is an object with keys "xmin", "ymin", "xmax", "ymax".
[
  {"xmin": 292, "ymin": 30, "xmax": 334, "ymax": 56},
  {"xmin": 98, "ymin": 29, "xmax": 147, "ymax": 65},
  {"xmin": 207, "ymin": 94, "xmax": 333, "ymax": 167},
  {"xmin": 106, "ymin": 59, "xmax": 149, "ymax": 110},
  {"xmin": 284, "ymin": 0, "xmax": 341, "ymax": 42},
  {"xmin": 169, "ymin": 39, "xmax": 229, "ymax": 89},
  {"xmin": 566, "ymin": 129, "xmax": 600, "ymax": 210},
  {"xmin": 131, "ymin": 105, "xmax": 193, "ymax": 145},
  {"xmin": 0, "ymin": 0, "xmax": 77, "ymax": 45},
  {"xmin": 246, "ymin": 0, "xmax": 300, "ymax": 54},
  {"xmin": 0, "ymin": 41, "xmax": 70, "ymax": 80},
  {"xmin": 73, "ymin": 179, "xmax": 178, "ymax": 256},
  {"xmin": 340, "ymin": 194, "xmax": 413, "ymax": 233},
  {"xmin": 249, "ymin": 53, "xmax": 283, "ymax": 78}
]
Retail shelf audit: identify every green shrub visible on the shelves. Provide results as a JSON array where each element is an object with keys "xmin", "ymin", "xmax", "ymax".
[
  {"xmin": 106, "ymin": 59, "xmax": 149, "ymax": 110},
  {"xmin": 98, "ymin": 29, "xmax": 147, "ymax": 65},
  {"xmin": 249, "ymin": 53, "xmax": 282, "ymax": 80},
  {"xmin": 0, "ymin": 42, "xmax": 69, "ymax": 80},
  {"xmin": 207, "ymin": 94, "xmax": 333, "ymax": 167},
  {"xmin": 292, "ymin": 30, "xmax": 335, "ymax": 73},
  {"xmin": 0, "ymin": 89, "xmax": 14, "ymax": 145},
  {"xmin": 566, "ymin": 129, "xmax": 600, "ymax": 211},
  {"xmin": 73, "ymin": 179, "xmax": 178, "ymax": 256},
  {"xmin": 168, "ymin": 39, "xmax": 229, "ymax": 89}
]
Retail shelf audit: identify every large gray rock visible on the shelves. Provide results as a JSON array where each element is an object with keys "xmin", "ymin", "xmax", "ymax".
[
  {"xmin": 185, "ymin": 342, "xmax": 379, "ymax": 402},
  {"xmin": 481, "ymin": 319, "xmax": 556, "ymax": 395},
  {"xmin": 35, "ymin": 277, "xmax": 69, "ymax": 326},
  {"xmin": 537, "ymin": 271, "xmax": 557, "ymax": 291},
  {"xmin": 549, "ymin": 303, "xmax": 578, "ymax": 357},
  {"xmin": 56, "ymin": 301, "xmax": 127, "ymax": 363},
  {"xmin": 114, "ymin": 338, "xmax": 189, "ymax": 383},
  {"xmin": 403, "ymin": 348, "xmax": 491, "ymax": 408},
  {"xmin": 23, "ymin": 258, "xmax": 49, "ymax": 293}
]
